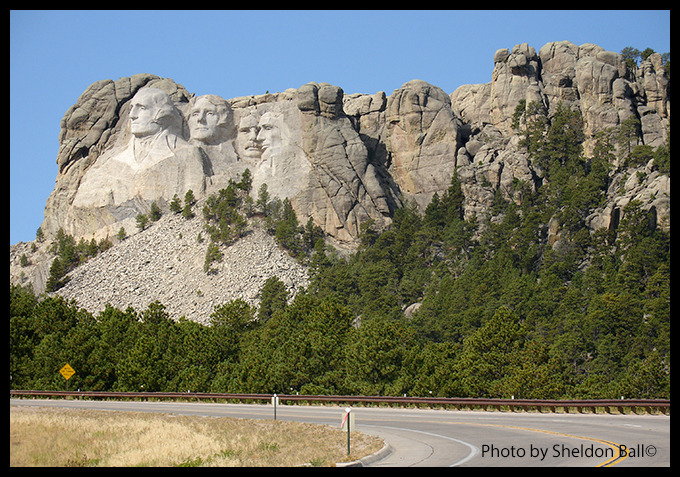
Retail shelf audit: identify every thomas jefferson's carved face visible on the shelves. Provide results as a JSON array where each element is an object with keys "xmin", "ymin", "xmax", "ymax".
[{"xmin": 188, "ymin": 97, "xmax": 221, "ymax": 142}]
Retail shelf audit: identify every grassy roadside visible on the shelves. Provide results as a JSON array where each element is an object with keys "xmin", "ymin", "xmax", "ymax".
[{"xmin": 10, "ymin": 406, "xmax": 384, "ymax": 467}]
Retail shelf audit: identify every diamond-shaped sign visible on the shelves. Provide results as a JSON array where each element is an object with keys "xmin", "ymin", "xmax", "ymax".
[{"xmin": 59, "ymin": 364, "xmax": 75, "ymax": 380}]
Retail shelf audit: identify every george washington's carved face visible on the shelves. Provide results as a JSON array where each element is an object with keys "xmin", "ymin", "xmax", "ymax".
[
  {"xmin": 129, "ymin": 91, "xmax": 161, "ymax": 137},
  {"xmin": 128, "ymin": 88, "xmax": 181, "ymax": 138}
]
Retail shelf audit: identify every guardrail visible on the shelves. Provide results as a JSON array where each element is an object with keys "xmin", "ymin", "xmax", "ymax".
[{"xmin": 10, "ymin": 390, "xmax": 669, "ymax": 414}]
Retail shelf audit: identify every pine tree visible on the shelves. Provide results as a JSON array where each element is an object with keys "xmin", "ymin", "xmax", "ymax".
[
  {"xmin": 203, "ymin": 242, "xmax": 223, "ymax": 274},
  {"xmin": 169, "ymin": 194, "xmax": 182, "ymax": 213},
  {"xmin": 237, "ymin": 168, "xmax": 253, "ymax": 193},
  {"xmin": 184, "ymin": 189, "xmax": 196, "ymax": 206},
  {"xmin": 274, "ymin": 198, "xmax": 302, "ymax": 256},
  {"xmin": 149, "ymin": 201, "xmax": 162, "ymax": 221},
  {"xmin": 182, "ymin": 203, "xmax": 195, "ymax": 219},
  {"xmin": 136, "ymin": 213, "xmax": 149, "ymax": 231},
  {"xmin": 440, "ymin": 172, "xmax": 465, "ymax": 223},
  {"xmin": 46, "ymin": 257, "xmax": 68, "ymax": 292},
  {"xmin": 617, "ymin": 116, "xmax": 641, "ymax": 157},
  {"xmin": 116, "ymin": 227, "xmax": 127, "ymax": 242},
  {"xmin": 257, "ymin": 276, "xmax": 289, "ymax": 323},
  {"xmin": 256, "ymin": 183, "xmax": 270, "ymax": 216}
]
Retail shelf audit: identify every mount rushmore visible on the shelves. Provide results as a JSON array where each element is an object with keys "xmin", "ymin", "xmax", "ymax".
[
  {"xmin": 42, "ymin": 76, "xmax": 397, "ymax": 246},
  {"xmin": 11, "ymin": 41, "xmax": 670, "ymax": 304}
]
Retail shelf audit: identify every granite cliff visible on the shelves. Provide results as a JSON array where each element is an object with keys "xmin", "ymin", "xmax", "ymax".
[{"xmin": 10, "ymin": 41, "xmax": 670, "ymax": 316}]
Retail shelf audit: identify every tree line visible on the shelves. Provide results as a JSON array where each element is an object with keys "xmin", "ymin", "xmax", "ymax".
[{"xmin": 11, "ymin": 102, "xmax": 669, "ymax": 399}]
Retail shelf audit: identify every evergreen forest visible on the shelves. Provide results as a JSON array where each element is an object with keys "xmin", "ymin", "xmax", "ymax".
[{"xmin": 10, "ymin": 103, "xmax": 670, "ymax": 399}]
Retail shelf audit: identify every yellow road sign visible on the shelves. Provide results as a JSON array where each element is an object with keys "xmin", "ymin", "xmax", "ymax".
[{"xmin": 59, "ymin": 364, "xmax": 75, "ymax": 380}]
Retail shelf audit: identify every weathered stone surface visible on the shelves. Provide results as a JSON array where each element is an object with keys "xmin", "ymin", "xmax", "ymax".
[
  {"xmin": 538, "ymin": 40, "xmax": 581, "ymax": 111},
  {"xmin": 41, "ymin": 74, "xmax": 194, "ymax": 244},
  {"xmin": 68, "ymin": 87, "xmax": 211, "ymax": 244},
  {"xmin": 224, "ymin": 81, "xmax": 395, "ymax": 243},
  {"xmin": 574, "ymin": 48, "xmax": 627, "ymax": 140},
  {"xmin": 639, "ymin": 53, "xmax": 670, "ymax": 119},
  {"xmin": 384, "ymin": 79, "xmax": 461, "ymax": 210},
  {"xmin": 42, "ymin": 76, "xmax": 396, "ymax": 247},
  {"xmin": 43, "ymin": 42, "xmax": 669, "ymax": 248},
  {"xmin": 489, "ymin": 43, "xmax": 544, "ymax": 135},
  {"xmin": 11, "ymin": 40, "xmax": 671, "ymax": 313},
  {"xmin": 449, "ymin": 40, "xmax": 669, "ymax": 226},
  {"xmin": 449, "ymin": 82, "xmax": 492, "ymax": 133},
  {"xmin": 9, "ymin": 239, "xmax": 54, "ymax": 295},
  {"xmin": 539, "ymin": 41, "xmax": 670, "ymax": 153}
]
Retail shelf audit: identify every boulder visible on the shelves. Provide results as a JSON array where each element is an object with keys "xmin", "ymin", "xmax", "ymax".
[{"xmin": 450, "ymin": 82, "xmax": 492, "ymax": 132}]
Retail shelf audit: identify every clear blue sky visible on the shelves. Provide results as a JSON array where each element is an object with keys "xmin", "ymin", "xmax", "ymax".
[{"xmin": 10, "ymin": 10, "xmax": 670, "ymax": 245}]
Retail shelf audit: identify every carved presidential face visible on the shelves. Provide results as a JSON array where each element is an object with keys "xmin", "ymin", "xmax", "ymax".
[
  {"xmin": 128, "ymin": 88, "xmax": 181, "ymax": 138},
  {"xmin": 187, "ymin": 95, "xmax": 232, "ymax": 145},
  {"xmin": 256, "ymin": 112, "xmax": 281, "ymax": 154},
  {"xmin": 188, "ymin": 97, "xmax": 220, "ymax": 141},
  {"xmin": 236, "ymin": 115, "xmax": 263, "ymax": 159},
  {"xmin": 129, "ymin": 91, "xmax": 162, "ymax": 138}
]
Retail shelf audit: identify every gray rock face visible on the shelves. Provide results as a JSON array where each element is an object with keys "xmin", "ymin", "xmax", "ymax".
[
  {"xmin": 43, "ymin": 42, "xmax": 669, "ymax": 248},
  {"xmin": 384, "ymin": 79, "xmax": 462, "ymax": 210},
  {"xmin": 452, "ymin": 40, "xmax": 670, "ymax": 155},
  {"xmin": 489, "ymin": 43, "xmax": 543, "ymax": 135},
  {"xmin": 43, "ymin": 75, "xmax": 197, "ymax": 242},
  {"xmin": 11, "ymin": 40, "xmax": 670, "ymax": 308},
  {"xmin": 449, "ymin": 40, "xmax": 670, "ymax": 227},
  {"xmin": 226, "ymin": 81, "xmax": 395, "ymax": 243},
  {"xmin": 41, "ymin": 76, "xmax": 396, "ymax": 246},
  {"xmin": 295, "ymin": 86, "xmax": 393, "ymax": 241}
]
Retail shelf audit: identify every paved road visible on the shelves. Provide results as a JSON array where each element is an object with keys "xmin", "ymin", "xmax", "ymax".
[{"xmin": 10, "ymin": 399, "xmax": 670, "ymax": 466}]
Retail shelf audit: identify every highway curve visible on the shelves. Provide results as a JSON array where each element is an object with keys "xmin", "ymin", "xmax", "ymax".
[{"xmin": 10, "ymin": 399, "xmax": 670, "ymax": 466}]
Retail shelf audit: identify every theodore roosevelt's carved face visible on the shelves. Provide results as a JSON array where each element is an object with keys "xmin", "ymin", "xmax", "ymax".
[{"xmin": 236, "ymin": 115, "xmax": 263, "ymax": 159}]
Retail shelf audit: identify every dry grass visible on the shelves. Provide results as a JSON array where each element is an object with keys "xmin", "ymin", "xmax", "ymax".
[{"xmin": 10, "ymin": 406, "xmax": 384, "ymax": 467}]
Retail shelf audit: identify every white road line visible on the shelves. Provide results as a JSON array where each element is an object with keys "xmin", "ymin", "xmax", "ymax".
[{"xmin": 362, "ymin": 424, "xmax": 480, "ymax": 467}]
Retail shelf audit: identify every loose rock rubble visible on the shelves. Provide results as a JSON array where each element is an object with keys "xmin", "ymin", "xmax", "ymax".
[{"xmin": 54, "ymin": 210, "xmax": 309, "ymax": 324}]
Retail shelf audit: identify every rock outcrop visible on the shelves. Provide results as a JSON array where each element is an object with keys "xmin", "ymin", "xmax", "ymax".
[
  {"xmin": 11, "ymin": 40, "xmax": 670, "ymax": 318},
  {"xmin": 42, "ymin": 75, "xmax": 196, "ymax": 242},
  {"xmin": 384, "ymin": 79, "xmax": 462, "ymax": 210},
  {"xmin": 449, "ymin": 40, "xmax": 669, "ymax": 231}
]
